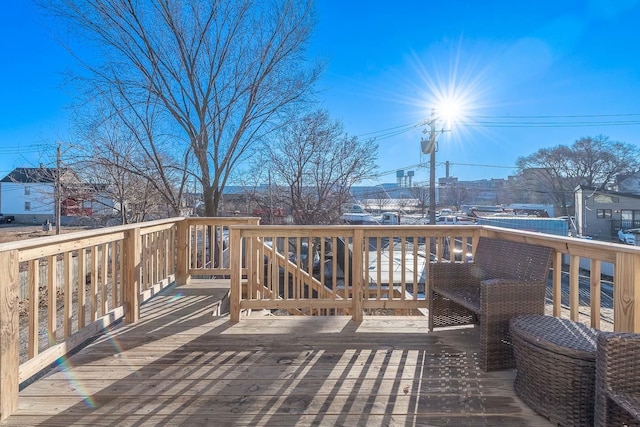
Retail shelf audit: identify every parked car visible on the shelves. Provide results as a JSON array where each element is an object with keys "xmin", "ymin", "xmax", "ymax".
[
  {"xmin": 435, "ymin": 215, "xmax": 476, "ymax": 225},
  {"xmin": 618, "ymin": 228, "xmax": 638, "ymax": 245},
  {"xmin": 0, "ymin": 213, "xmax": 15, "ymax": 224}
]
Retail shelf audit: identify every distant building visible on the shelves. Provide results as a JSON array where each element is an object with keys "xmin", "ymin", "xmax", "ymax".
[
  {"xmin": 349, "ymin": 184, "xmax": 420, "ymax": 214},
  {"xmin": 0, "ymin": 167, "xmax": 114, "ymax": 224},
  {"xmin": 0, "ymin": 167, "xmax": 75, "ymax": 223},
  {"xmin": 574, "ymin": 185, "xmax": 640, "ymax": 241}
]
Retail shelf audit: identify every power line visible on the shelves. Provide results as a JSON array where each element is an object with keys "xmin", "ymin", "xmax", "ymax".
[
  {"xmin": 475, "ymin": 113, "xmax": 640, "ymax": 118},
  {"xmin": 0, "ymin": 146, "xmax": 51, "ymax": 155},
  {"xmin": 369, "ymin": 162, "xmax": 427, "ymax": 179},
  {"xmin": 355, "ymin": 112, "xmax": 640, "ymax": 143},
  {"xmin": 366, "ymin": 159, "xmax": 518, "ymax": 182},
  {"xmin": 356, "ymin": 121, "xmax": 419, "ymax": 138},
  {"xmin": 460, "ymin": 120, "xmax": 640, "ymax": 128}
]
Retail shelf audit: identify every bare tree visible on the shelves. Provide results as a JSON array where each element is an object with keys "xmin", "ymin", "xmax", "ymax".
[
  {"xmin": 439, "ymin": 181, "xmax": 470, "ymax": 210},
  {"xmin": 396, "ymin": 197, "xmax": 411, "ymax": 215},
  {"xmin": 410, "ymin": 185, "xmax": 430, "ymax": 218},
  {"xmin": 42, "ymin": 0, "xmax": 321, "ymax": 216},
  {"xmin": 371, "ymin": 189, "xmax": 391, "ymax": 215},
  {"xmin": 67, "ymin": 106, "xmax": 181, "ymax": 224},
  {"xmin": 260, "ymin": 110, "xmax": 377, "ymax": 225},
  {"xmin": 516, "ymin": 135, "xmax": 640, "ymax": 216},
  {"xmin": 508, "ymin": 169, "xmax": 557, "ymax": 206}
]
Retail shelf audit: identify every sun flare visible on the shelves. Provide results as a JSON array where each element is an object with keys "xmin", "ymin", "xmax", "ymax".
[
  {"xmin": 436, "ymin": 97, "xmax": 465, "ymax": 128},
  {"xmin": 429, "ymin": 79, "xmax": 479, "ymax": 135},
  {"xmin": 406, "ymin": 42, "xmax": 494, "ymax": 146}
]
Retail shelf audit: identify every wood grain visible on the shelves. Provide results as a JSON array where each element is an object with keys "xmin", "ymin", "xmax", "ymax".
[{"xmin": 3, "ymin": 281, "xmax": 552, "ymax": 426}]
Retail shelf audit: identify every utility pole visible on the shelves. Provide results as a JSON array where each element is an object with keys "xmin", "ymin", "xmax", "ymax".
[
  {"xmin": 55, "ymin": 142, "xmax": 61, "ymax": 235},
  {"xmin": 421, "ymin": 108, "xmax": 438, "ymax": 225}
]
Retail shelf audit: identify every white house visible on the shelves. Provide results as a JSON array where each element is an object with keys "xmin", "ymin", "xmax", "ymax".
[{"xmin": 0, "ymin": 167, "xmax": 79, "ymax": 224}]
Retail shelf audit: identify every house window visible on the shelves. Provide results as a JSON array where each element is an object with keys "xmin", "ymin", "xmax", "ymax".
[
  {"xmin": 594, "ymin": 194, "xmax": 619, "ymax": 203},
  {"xmin": 596, "ymin": 209, "xmax": 612, "ymax": 219},
  {"xmin": 24, "ymin": 186, "xmax": 30, "ymax": 196},
  {"xmin": 621, "ymin": 210, "xmax": 640, "ymax": 228},
  {"xmin": 24, "ymin": 202, "xmax": 31, "ymax": 211}
]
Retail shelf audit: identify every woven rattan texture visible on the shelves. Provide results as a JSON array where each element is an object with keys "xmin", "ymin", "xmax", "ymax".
[
  {"xmin": 510, "ymin": 315, "xmax": 597, "ymax": 426},
  {"xmin": 595, "ymin": 332, "xmax": 640, "ymax": 427},
  {"xmin": 428, "ymin": 237, "xmax": 553, "ymax": 371}
]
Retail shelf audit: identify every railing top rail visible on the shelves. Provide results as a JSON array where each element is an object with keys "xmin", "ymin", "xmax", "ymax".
[
  {"xmin": 186, "ymin": 217, "xmax": 260, "ymax": 225},
  {"xmin": 230, "ymin": 223, "xmax": 640, "ymax": 262},
  {"xmin": 231, "ymin": 224, "xmax": 485, "ymax": 231},
  {"xmin": 481, "ymin": 225, "xmax": 640, "ymax": 264},
  {"xmin": 0, "ymin": 217, "xmax": 184, "ymax": 253},
  {"xmin": 3, "ymin": 216, "xmax": 637, "ymax": 260},
  {"xmin": 0, "ymin": 216, "xmax": 266, "ymax": 261}
]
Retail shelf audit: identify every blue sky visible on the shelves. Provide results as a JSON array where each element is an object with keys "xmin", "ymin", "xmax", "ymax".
[{"xmin": 2, "ymin": 1, "xmax": 640, "ymax": 186}]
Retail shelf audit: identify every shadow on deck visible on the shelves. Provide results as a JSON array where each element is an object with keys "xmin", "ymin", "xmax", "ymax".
[{"xmin": 3, "ymin": 280, "xmax": 552, "ymax": 426}]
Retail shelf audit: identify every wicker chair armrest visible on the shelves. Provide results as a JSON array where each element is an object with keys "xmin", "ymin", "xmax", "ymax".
[
  {"xmin": 599, "ymin": 331, "xmax": 640, "ymax": 349},
  {"xmin": 597, "ymin": 332, "xmax": 640, "ymax": 394}
]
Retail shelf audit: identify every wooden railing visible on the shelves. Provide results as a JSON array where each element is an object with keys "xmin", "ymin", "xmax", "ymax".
[
  {"xmin": 229, "ymin": 225, "xmax": 481, "ymax": 322},
  {"xmin": 1, "ymin": 218, "xmax": 640, "ymax": 419},
  {"xmin": 0, "ymin": 216, "xmax": 257, "ymax": 420},
  {"xmin": 229, "ymin": 224, "xmax": 640, "ymax": 333},
  {"xmin": 177, "ymin": 217, "xmax": 260, "ymax": 282}
]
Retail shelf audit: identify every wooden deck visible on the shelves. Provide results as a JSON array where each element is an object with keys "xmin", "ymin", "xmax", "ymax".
[{"xmin": 2, "ymin": 280, "xmax": 552, "ymax": 426}]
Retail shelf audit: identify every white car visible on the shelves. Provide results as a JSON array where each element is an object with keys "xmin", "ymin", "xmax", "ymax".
[
  {"xmin": 435, "ymin": 215, "xmax": 476, "ymax": 225},
  {"xmin": 618, "ymin": 229, "xmax": 638, "ymax": 245}
]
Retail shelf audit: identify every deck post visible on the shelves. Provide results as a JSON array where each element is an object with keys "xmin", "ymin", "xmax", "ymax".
[
  {"xmin": 230, "ymin": 227, "xmax": 242, "ymax": 322},
  {"xmin": 352, "ymin": 229, "xmax": 364, "ymax": 322},
  {"xmin": 175, "ymin": 220, "xmax": 190, "ymax": 286},
  {"xmin": 614, "ymin": 251, "xmax": 640, "ymax": 332},
  {"xmin": 124, "ymin": 227, "xmax": 141, "ymax": 323},
  {"xmin": 0, "ymin": 250, "xmax": 19, "ymax": 420}
]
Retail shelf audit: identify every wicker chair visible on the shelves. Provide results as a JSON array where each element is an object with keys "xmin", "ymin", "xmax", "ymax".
[
  {"xmin": 428, "ymin": 237, "xmax": 553, "ymax": 371},
  {"xmin": 595, "ymin": 332, "xmax": 640, "ymax": 427}
]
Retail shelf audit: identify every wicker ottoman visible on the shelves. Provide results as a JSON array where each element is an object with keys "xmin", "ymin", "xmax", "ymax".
[{"xmin": 509, "ymin": 315, "xmax": 598, "ymax": 426}]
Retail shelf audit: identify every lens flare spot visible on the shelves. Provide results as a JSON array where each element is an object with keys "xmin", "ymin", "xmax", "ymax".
[{"xmin": 55, "ymin": 355, "xmax": 96, "ymax": 409}]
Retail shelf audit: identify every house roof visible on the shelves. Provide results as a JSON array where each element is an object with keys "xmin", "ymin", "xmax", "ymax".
[
  {"xmin": 0, "ymin": 167, "xmax": 61, "ymax": 183},
  {"xmin": 575, "ymin": 184, "xmax": 640, "ymax": 201}
]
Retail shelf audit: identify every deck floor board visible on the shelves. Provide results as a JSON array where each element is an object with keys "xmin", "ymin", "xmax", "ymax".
[{"xmin": 2, "ymin": 280, "xmax": 552, "ymax": 426}]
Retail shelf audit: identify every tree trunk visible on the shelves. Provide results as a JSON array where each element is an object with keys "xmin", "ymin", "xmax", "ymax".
[{"xmin": 203, "ymin": 185, "xmax": 217, "ymax": 217}]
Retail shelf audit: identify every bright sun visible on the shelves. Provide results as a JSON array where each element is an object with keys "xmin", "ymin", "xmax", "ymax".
[
  {"xmin": 430, "ymin": 81, "xmax": 479, "ymax": 132},
  {"xmin": 408, "ymin": 43, "xmax": 491, "ymax": 142},
  {"xmin": 437, "ymin": 97, "xmax": 465, "ymax": 127}
]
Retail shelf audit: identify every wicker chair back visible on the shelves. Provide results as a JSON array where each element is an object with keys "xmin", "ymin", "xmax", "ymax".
[{"xmin": 473, "ymin": 237, "xmax": 553, "ymax": 283}]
